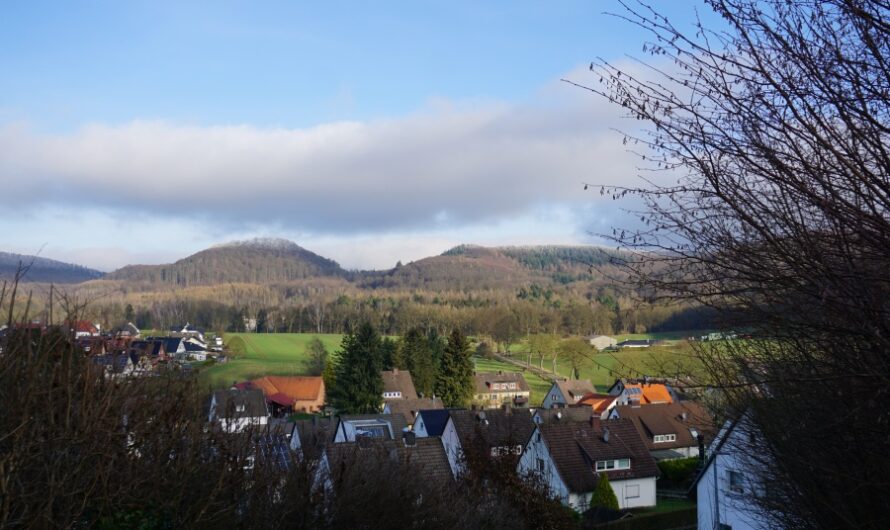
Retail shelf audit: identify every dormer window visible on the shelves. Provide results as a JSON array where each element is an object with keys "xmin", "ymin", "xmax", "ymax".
[
  {"xmin": 595, "ymin": 458, "xmax": 630, "ymax": 471},
  {"xmin": 653, "ymin": 434, "xmax": 677, "ymax": 443}
]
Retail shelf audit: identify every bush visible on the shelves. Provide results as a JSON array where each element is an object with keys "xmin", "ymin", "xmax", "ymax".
[{"xmin": 656, "ymin": 457, "xmax": 699, "ymax": 486}]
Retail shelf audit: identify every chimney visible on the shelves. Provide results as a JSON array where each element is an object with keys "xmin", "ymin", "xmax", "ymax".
[
  {"xmin": 556, "ymin": 411, "xmax": 563, "ymax": 421},
  {"xmin": 393, "ymin": 368, "xmax": 399, "ymax": 376},
  {"xmin": 681, "ymin": 411, "xmax": 688, "ymax": 421},
  {"xmin": 589, "ymin": 416, "xmax": 600, "ymax": 431},
  {"xmin": 403, "ymin": 430, "xmax": 417, "ymax": 447},
  {"xmin": 602, "ymin": 427, "xmax": 610, "ymax": 443}
]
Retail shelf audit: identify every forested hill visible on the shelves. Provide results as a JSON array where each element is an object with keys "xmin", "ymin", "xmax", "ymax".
[
  {"xmin": 105, "ymin": 238, "xmax": 344, "ymax": 287},
  {"xmin": 0, "ymin": 252, "xmax": 104, "ymax": 284}
]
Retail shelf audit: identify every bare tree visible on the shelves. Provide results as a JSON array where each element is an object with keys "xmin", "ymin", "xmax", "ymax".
[{"xmin": 578, "ymin": 1, "xmax": 890, "ymax": 528}]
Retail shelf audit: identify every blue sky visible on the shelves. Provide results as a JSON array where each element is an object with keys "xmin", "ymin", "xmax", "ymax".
[{"xmin": 0, "ymin": 1, "xmax": 714, "ymax": 270}]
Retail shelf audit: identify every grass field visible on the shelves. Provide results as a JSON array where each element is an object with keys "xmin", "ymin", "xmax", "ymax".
[
  {"xmin": 199, "ymin": 333, "xmax": 344, "ymax": 389},
  {"xmin": 502, "ymin": 339, "xmax": 703, "ymax": 392}
]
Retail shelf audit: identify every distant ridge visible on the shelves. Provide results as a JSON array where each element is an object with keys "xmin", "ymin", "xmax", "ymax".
[
  {"xmin": 0, "ymin": 252, "xmax": 104, "ymax": 284},
  {"xmin": 106, "ymin": 238, "xmax": 344, "ymax": 286}
]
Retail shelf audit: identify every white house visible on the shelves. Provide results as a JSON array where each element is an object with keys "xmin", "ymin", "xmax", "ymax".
[
  {"xmin": 518, "ymin": 417, "xmax": 659, "ymax": 511},
  {"xmin": 695, "ymin": 415, "xmax": 774, "ymax": 530},
  {"xmin": 208, "ymin": 388, "xmax": 269, "ymax": 432},
  {"xmin": 542, "ymin": 379, "xmax": 597, "ymax": 409}
]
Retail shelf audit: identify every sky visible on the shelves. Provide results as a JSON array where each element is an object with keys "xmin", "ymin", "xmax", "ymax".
[{"xmin": 0, "ymin": 1, "xmax": 715, "ymax": 271}]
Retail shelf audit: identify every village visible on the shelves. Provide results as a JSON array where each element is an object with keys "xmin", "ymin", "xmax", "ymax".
[{"xmin": 5, "ymin": 318, "xmax": 766, "ymax": 529}]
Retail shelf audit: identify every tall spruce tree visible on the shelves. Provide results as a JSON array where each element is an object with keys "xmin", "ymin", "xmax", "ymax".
[
  {"xmin": 399, "ymin": 328, "xmax": 436, "ymax": 397},
  {"xmin": 435, "ymin": 328, "xmax": 474, "ymax": 407},
  {"xmin": 329, "ymin": 322, "xmax": 384, "ymax": 414}
]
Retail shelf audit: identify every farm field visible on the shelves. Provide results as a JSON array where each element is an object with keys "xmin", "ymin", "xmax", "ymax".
[
  {"xmin": 502, "ymin": 340, "xmax": 703, "ymax": 392},
  {"xmin": 199, "ymin": 333, "xmax": 344, "ymax": 389}
]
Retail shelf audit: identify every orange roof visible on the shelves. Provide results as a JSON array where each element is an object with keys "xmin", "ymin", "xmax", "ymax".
[
  {"xmin": 249, "ymin": 376, "xmax": 324, "ymax": 402},
  {"xmin": 577, "ymin": 393, "xmax": 618, "ymax": 414},
  {"xmin": 624, "ymin": 383, "xmax": 673, "ymax": 404}
]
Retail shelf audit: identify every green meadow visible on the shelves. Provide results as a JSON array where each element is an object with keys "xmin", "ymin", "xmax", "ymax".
[{"xmin": 199, "ymin": 333, "xmax": 344, "ymax": 389}]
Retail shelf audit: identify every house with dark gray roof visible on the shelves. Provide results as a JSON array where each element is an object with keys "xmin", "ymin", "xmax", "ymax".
[
  {"xmin": 542, "ymin": 379, "xmax": 597, "ymax": 409},
  {"xmin": 383, "ymin": 396, "xmax": 443, "ymax": 426},
  {"xmin": 319, "ymin": 434, "xmax": 453, "ymax": 493},
  {"xmin": 413, "ymin": 409, "xmax": 451, "ymax": 437},
  {"xmin": 208, "ymin": 388, "xmax": 268, "ymax": 432},
  {"xmin": 381, "ymin": 369, "xmax": 418, "ymax": 400},
  {"xmin": 472, "ymin": 371, "xmax": 531, "ymax": 408},
  {"xmin": 333, "ymin": 413, "xmax": 408, "ymax": 443},
  {"xmin": 290, "ymin": 416, "xmax": 338, "ymax": 460},
  {"xmin": 518, "ymin": 417, "xmax": 659, "ymax": 511}
]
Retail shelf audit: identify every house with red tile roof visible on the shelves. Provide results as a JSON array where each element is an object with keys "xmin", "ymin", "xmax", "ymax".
[{"xmin": 236, "ymin": 376, "xmax": 325, "ymax": 415}]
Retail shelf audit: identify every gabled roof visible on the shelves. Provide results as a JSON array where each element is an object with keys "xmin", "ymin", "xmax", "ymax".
[
  {"xmin": 449, "ymin": 408, "xmax": 535, "ymax": 449},
  {"xmin": 338, "ymin": 413, "xmax": 409, "ymax": 440},
  {"xmin": 615, "ymin": 401, "xmax": 714, "ymax": 451},
  {"xmin": 242, "ymin": 376, "xmax": 325, "ymax": 404},
  {"xmin": 211, "ymin": 388, "xmax": 268, "ymax": 419},
  {"xmin": 416, "ymin": 409, "xmax": 451, "ymax": 436},
  {"xmin": 534, "ymin": 407, "xmax": 593, "ymax": 424},
  {"xmin": 609, "ymin": 379, "xmax": 675, "ymax": 405},
  {"xmin": 325, "ymin": 437, "xmax": 453, "ymax": 484},
  {"xmin": 384, "ymin": 397, "xmax": 444, "ymax": 424},
  {"xmin": 538, "ymin": 418, "xmax": 658, "ymax": 494},
  {"xmin": 292, "ymin": 417, "xmax": 338, "ymax": 460},
  {"xmin": 554, "ymin": 379, "xmax": 596, "ymax": 402},
  {"xmin": 473, "ymin": 372, "xmax": 530, "ymax": 393},
  {"xmin": 381, "ymin": 369, "xmax": 418, "ymax": 399},
  {"xmin": 148, "ymin": 337, "xmax": 183, "ymax": 354},
  {"xmin": 576, "ymin": 393, "xmax": 619, "ymax": 414}
]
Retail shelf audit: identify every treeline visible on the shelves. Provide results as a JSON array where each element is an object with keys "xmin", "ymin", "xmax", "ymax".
[{"xmin": 82, "ymin": 289, "xmax": 712, "ymax": 341}]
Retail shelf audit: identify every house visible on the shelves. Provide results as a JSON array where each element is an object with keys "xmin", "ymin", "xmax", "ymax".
[
  {"xmin": 609, "ymin": 401, "xmax": 712, "ymax": 460},
  {"xmin": 290, "ymin": 416, "xmax": 338, "ymax": 460},
  {"xmin": 588, "ymin": 335, "xmax": 617, "ymax": 350},
  {"xmin": 576, "ymin": 393, "xmax": 620, "ymax": 418},
  {"xmin": 472, "ymin": 371, "xmax": 531, "ymax": 408},
  {"xmin": 518, "ymin": 417, "xmax": 659, "ymax": 511},
  {"xmin": 169, "ymin": 322, "xmax": 205, "ymax": 343},
  {"xmin": 318, "ymin": 434, "xmax": 453, "ymax": 493},
  {"xmin": 413, "ymin": 409, "xmax": 452, "ymax": 437},
  {"xmin": 381, "ymin": 369, "xmax": 418, "ymax": 400},
  {"xmin": 383, "ymin": 396, "xmax": 444, "ymax": 426},
  {"xmin": 608, "ymin": 379, "xmax": 676, "ymax": 406},
  {"xmin": 112, "ymin": 322, "xmax": 141, "ymax": 339},
  {"xmin": 75, "ymin": 336, "xmax": 107, "ymax": 356},
  {"xmin": 333, "ymin": 414, "xmax": 408, "ymax": 443},
  {"xmin": 148, "ymin": 337, "xmax": 186, "ymax": 357},
  {"xmin": 182, "ymin": 338, "xmax": 209, "ymax": 360},
  {"xmin": 208, "ymin": 388, "xmax": 269, "ymax": 432},
  {"xmin": 694, "ymin": 414, "xmax": 768, "ymax": 530},
  {"xmin": 67, "ymin": 320, "xmax": 99, "ymax": 338},
  {"xmin": 616, "ymin": 339, "xmax": 654, "ymax": 348},
  {"xmin": 237, "ymin": 376, "xmax": 326, "ymax": 415},
  {"xmin": 542, "ymin": 379, "xmax": 597, "ymax": 408}
]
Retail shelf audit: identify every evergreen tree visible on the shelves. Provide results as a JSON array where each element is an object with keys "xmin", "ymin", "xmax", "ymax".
[
  {"xmin": 435, "ymin": 328, "xmax": 474, "ymax": 407},
  {"xmin": 124, "ymin": 303, "xmax": 134, "ymax": 322},
  {"xmin": 399, "ymin": 328, "xmax": 436, "ymax": 397},
  {"xmin": 380, "ymin": 336, "xmax": 400, "ymax": 370},
  {"xmin": 306, "ymin": 336, "xmax": 329, "ymax": 376},
  {"xmin": 329, "ymin": 322, "xmax": 384, "ymax": 414},
  {"xmin": 590, "ymin": 473, "xmax": 619, "ymax": 511}
]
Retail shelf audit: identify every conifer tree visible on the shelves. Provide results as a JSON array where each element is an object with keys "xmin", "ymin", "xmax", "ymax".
[
  {"xmin": 329, "ymin": 322, "xmax": 384, "ymax": 413},
  {"xmin": 435, "ymin": 328, "xmax": 474, "ymax": 407},
  {"xmin": 590, "ymin": 473, "xmax": 619, "ymax": 511},
  {"xmin": 399, "ymin": 328, "xmax": 436, "ymax": 396}
]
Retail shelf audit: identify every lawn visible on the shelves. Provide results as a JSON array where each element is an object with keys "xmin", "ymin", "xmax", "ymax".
[{"xmin": 198, "ymin": 333, "xmax": 344, "ymax": 389}]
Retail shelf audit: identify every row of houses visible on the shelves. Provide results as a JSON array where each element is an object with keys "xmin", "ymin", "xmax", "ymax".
[{"xmin": 209, "ymin": 372, "xmax": 714, "ymax": 515}]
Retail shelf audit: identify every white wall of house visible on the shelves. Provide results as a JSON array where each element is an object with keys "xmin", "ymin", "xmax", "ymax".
[
  {"xmin": 439, "ymin": 418, "xmax": 465, "ymax": 478},
  {"xmin": 614, "ymin": 477, "xmax": 656, "ymax": 509},
  {"xmin": 517, "ymin": 426, "xmax": 573, "ymax": 506},
  {"xmin": 413, "ymin": 414, "xmax": 430, "ymax": 437},
  {"xmin": 697, "ymin": 421, "xmax": 770, "ymax": 530},
  {"xmin": 541, "ymin": 384, "xmax": 566, "ymax": 409}
]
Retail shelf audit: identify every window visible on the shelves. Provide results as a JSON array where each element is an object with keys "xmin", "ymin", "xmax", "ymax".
[
  {"xmin": 537, "ymin": 458, "xmax": 545, "ymax": 472},
  {"xmin": 235, "ymin": 404, "xmax": 245, "ymax": 412},
  {"xmin": 625, "ymin": 485, "xmax": 640, "ymax": 499},
  {"xmin": 729, "ymin": 470, "xmax": 744, "ymax": 494},
  {"xmin": 509, "ymin": 382, "xmax": 517, "ymax": 389},
  {"xmin": 595, "ymin": 459, "xmax": 631, "ymax": 471},
  {"xmin": 653, "ymin": 434, "xmax": 677, "ymax": 443}
]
